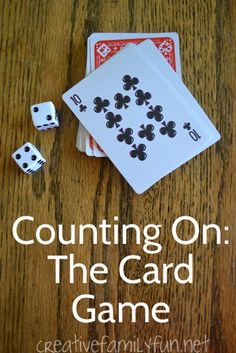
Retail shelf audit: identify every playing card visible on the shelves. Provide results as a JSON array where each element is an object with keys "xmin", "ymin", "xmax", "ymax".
[
  {"xmin": 85, "ymin": 32, "xmax": 182, "ymax": 157},
  {"xmin": 64, "ymin": 41, "xmax": 220, "ymax": 193}
]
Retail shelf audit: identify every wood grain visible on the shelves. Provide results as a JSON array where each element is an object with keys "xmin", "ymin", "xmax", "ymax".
[{"xmin": 0, "ymin": 0, "xmax": 235, "ymax": 352}]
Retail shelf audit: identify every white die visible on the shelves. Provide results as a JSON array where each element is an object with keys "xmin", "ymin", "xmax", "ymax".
[
  {"xmin": 12, "ymin": 142, "xmax": 46, "ymax": 174},
  {"xmin": 30, "ymin": 101, "xmax": 59, "ymax": 131}
]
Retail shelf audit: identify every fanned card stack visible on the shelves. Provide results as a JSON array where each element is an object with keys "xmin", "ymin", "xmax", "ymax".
[{"xmin": 63, "ymin": 33, "xmax": 220, "ymax": 193}]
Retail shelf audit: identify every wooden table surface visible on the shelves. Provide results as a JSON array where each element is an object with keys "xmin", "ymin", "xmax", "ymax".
[{"xmin": 0, "ymin": 0, "xmax": 235, "ymax": 352}]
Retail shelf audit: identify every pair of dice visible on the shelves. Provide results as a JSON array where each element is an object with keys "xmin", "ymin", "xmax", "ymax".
[{"xmin": 12, "ymin": 101, "xmax": 59, "ymax": 174}]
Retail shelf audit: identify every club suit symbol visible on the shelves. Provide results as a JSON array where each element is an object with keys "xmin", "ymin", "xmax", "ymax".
[
  {"xmin": 130, "ymin": 144, "xmax": 147, "ymax": 161},
  {"xmin": 160, "ymin": 121, "xmax": 177, "ymax": 138},
  {"xmin": 79, "ymin": 104, "xmax": 87, "ymax": 112},
  {"xmin": 122, "ymin": 75, "xmax": 139, "ymax": 91},
  {"xmin": 138, "ymin": 124, "xmax": 155, "ymax": 141},
  {"xmin": 135, "ymin": 89, "xmax": 152, "ymax": 106},
  {"xmin": 93, "ymin": 97, "xmax": 110, "ymax": 113},
  {"xmin": 117, "ymin": 128, "xmax": 134, "ymax": 145},
  {"xmin": 147, "ymin": 105, "xmax": 164, "ymax": 122},
  {"xmin": 183, "ymin": 122, "xmax": 191, "ymax": 130},
  {"xmin": 114, "ymin": 93, "xmax": 131, "ymax": 109},
  {"xmin": 105, "ymin": 112, "xmax": 122, "ymax": 128}
]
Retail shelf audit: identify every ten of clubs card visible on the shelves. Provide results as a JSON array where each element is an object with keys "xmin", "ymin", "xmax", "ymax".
[{"xmin": 63, "ymin": 39, "xmax": 220, "ymax": 194}]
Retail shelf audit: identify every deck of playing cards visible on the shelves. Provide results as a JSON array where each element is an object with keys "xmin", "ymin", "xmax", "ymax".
[{"xmin": 63, "ymin": 33, "xmax": 220, "ymax": 194}]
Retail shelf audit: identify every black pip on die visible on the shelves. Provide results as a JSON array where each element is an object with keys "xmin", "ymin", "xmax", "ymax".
[
  {"xmin": 12, "ymin": 142, "xmax": 46, "ymax": 174},
  {"xmin": 30, "ymin": 101, "xmax": 59, "ymax": 131}
]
